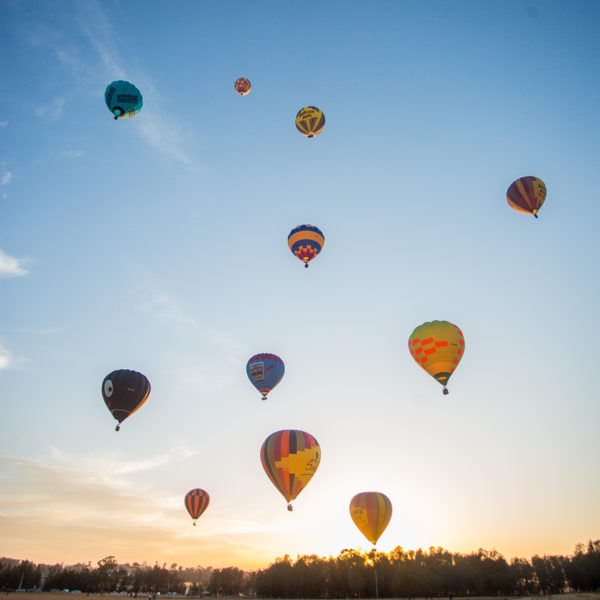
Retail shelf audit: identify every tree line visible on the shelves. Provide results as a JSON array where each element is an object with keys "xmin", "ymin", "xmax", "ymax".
[{"xmin": 1, "ymin": 540, "xmax": 598, "ymax": 597}]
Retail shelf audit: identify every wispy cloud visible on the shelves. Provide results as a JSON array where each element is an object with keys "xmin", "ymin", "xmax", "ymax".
[
  {"xmin": 0, "ymin": 449, "xmax": 275, "ymax": 568},
  {"xmin": 143, "ymin": 291, "xmax": 197, "ymax": 326},
  {"xmin": 0, "ymin": 446, "xmax": 198, "ymax": 532},
  {"xmin": 0, "ymin": 249, "xmax": 28, "ymax": 278},
  {"xmin": 24, "ymin": 0, "xmax": 197, "ymax": 167},
  {"xmin": 17, "ymin": 326, "xmax": 63, "ymax": 336},
  {"xmin": 0, "ymin": 345, "xmax": 12, "ymax": 370},
  {"xmin": 60, "ymin": 149, "xmax": 86, "ymax": 158},
  {"xmin": 0, "ymin": 121, "xmax": 7, "ymax": 127},
  {"xmin": 1, "ymin": 171, "xmax": 12, "ymax": 185},
  {"xmin": 34, "ymin": 97, "xmax": 66, "ymax": 122}
]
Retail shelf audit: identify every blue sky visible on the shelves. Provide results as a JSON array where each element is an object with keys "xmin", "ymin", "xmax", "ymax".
[{"xmin": 1, "ymin": 0, "xmax": 599, "ymax": 570}]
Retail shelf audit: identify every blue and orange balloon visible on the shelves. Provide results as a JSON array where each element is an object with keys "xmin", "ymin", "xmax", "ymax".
[
  {"xmin": 105, "ymin": 80, "xmax": 143, "ymax": 120},
  {"xmin": 288, "ymin": 225, "xmax": 324, "ymax": 268},
  {"xmin": 246, "ymin": 353, "xmax": 285, "ymax": 400}
]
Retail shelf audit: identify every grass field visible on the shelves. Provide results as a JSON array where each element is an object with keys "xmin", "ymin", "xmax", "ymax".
[{"xmin": 3, "ymin": 594, "xmax": 600, "ymax": 600}]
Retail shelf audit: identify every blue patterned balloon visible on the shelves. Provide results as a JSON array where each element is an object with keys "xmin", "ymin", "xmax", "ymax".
[{"xmin": 246, "ymin": 353, "xmax": 285, "ymax": 400}]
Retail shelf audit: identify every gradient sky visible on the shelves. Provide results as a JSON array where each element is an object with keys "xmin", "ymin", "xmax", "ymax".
[{"xmin": 1, "ymin": 0, "xmax": 599, "ymax": 571}]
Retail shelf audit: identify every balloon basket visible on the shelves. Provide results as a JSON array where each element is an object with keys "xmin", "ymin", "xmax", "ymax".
[{"xmin": 287, "ymin": 503, "xmax": 293, "ymax": 512}]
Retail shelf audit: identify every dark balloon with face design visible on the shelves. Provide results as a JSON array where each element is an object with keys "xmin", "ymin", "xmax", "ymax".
[{"xmin": 102, "ymin": 369, "xmax": 150, "ymax": 431}]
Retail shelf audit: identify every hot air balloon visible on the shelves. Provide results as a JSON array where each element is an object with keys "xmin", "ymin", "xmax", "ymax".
[
  {"xmin": 349, "ymin": 492, "xmax": 392, "ymax": 546},
  {"xmin": 408, "ymin": 320, "xmax": 465, "ymax": 394},
  {"xmin": 102, "ymin": 369, "xmax": 150, "ymax": 430},
  {"xmin": 288, "ymin": 224, "xmax": 324, "ymax": 268},
  {"xmin": 105, "ymin": 80, "xmax": 143, "ymax": 120},
  {"xmin": 260, "ymin": 429, "xmax": 321, "ymax": 511},
  {"xmin": 184, "ymin": 489, "xmax": 210, "ymax": 525},
  {"xmin": 506, "ymin": 176, "xmax": 546, "ymax": 218},
  {"xmin": 234, "ymin": 77, "xmax": 252, "ymax": 95},
  {"xmin": 247, "ymin": 353, "xmax": 284, "ymax": 400},
  {"xmin": 295, "ymin": 106, "xmax": 325, "ymax": 138}
]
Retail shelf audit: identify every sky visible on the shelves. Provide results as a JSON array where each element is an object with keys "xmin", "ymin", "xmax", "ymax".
[{"xmin": 1, "ymin": 0, "xmax": 599, "ymax": 572}]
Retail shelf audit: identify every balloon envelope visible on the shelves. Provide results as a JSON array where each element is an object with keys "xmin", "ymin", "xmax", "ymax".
[
  {"xmin": 105, "ymin": 80, "xmax": 143, "ymax": 119},
  {"xmin": 247, "ymin": 353, "xmax": 284, "ymax": 400},
  {"xmin": 234, "ymin": 77, "xmax": 251, "ymax": 95},
  {"xmin": 184, "ymin": 488, "xmax": 210, "ymax": 522},
  {"xmin": 506, "ymin": 176, "xmax": 546, "ymax": 217},
  {"xmin": 295, "ymin": 106, "xmax": 325, "ymax": 137},
  {"xmin": 260, "ymin": 429, "xmax": 321, "ymax": 508},
  {"xmin": 288, "ymin": 224, "xmax": 324, "ymax": 267},
  {"xmin": 349, "ymin": 491, "xmax": 392, "ymax": 546},
  {"xmin": 102, "ymin": 369, "xmax": 150, "ymax": 429},
  {"xmin": 408, "ymin": 321, "xmax": 465, "ymax": 393}
]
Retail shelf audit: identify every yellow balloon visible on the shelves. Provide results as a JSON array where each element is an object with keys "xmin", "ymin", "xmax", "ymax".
[
  {"xmin": 408, "ymin": 320, "xmax": 465, "ymax": 394},
  {"xmin": 349, "ymin": 492, "xmax": 392, "ymax": 546}
]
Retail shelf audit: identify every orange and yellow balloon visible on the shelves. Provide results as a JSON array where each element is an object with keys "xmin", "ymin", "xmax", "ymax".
[
  {"xmin": 260, "ymin": 429, "xmax": 321, "ymax": 511},
  {"xmin": 288, "ymin": 224, "xmax": 324, "ymax": 268},
  {"xmin": 349, "ymin": 492, "xmax": 392, "ymax": 546},
  {"xmin": 184, "ymin": 488, "xmax": 210, "ymax": 526},
  {"xmin": 409, "ymin": 320, "xmax": 465, "ymax": 394},
  {"xmin": 506, "ymin": 176, "xmax": 546, "ymax": 218}
]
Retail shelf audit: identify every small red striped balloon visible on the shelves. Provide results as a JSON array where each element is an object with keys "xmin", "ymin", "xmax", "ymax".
[
  {"xmin": 184, "ymin": 488, "xmax": 210, "ymax": 525},
  {"xmin": 506, "ymin": 176, "xmax": 546, "ymax": 218}
]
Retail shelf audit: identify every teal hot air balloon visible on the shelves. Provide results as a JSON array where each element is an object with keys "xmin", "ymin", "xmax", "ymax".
[{"xmin": 105, "ymin": 80, "xmax": 143, "ymax": 120}]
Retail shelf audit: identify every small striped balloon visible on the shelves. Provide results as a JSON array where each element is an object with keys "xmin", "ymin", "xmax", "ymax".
[
  {"xmin": 184, "ymin": 489, "xmax": 210, "ymax": 525},
  {"xmin": 506, "ymin": 176, "xmax": 546, "ymax": 218}
]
